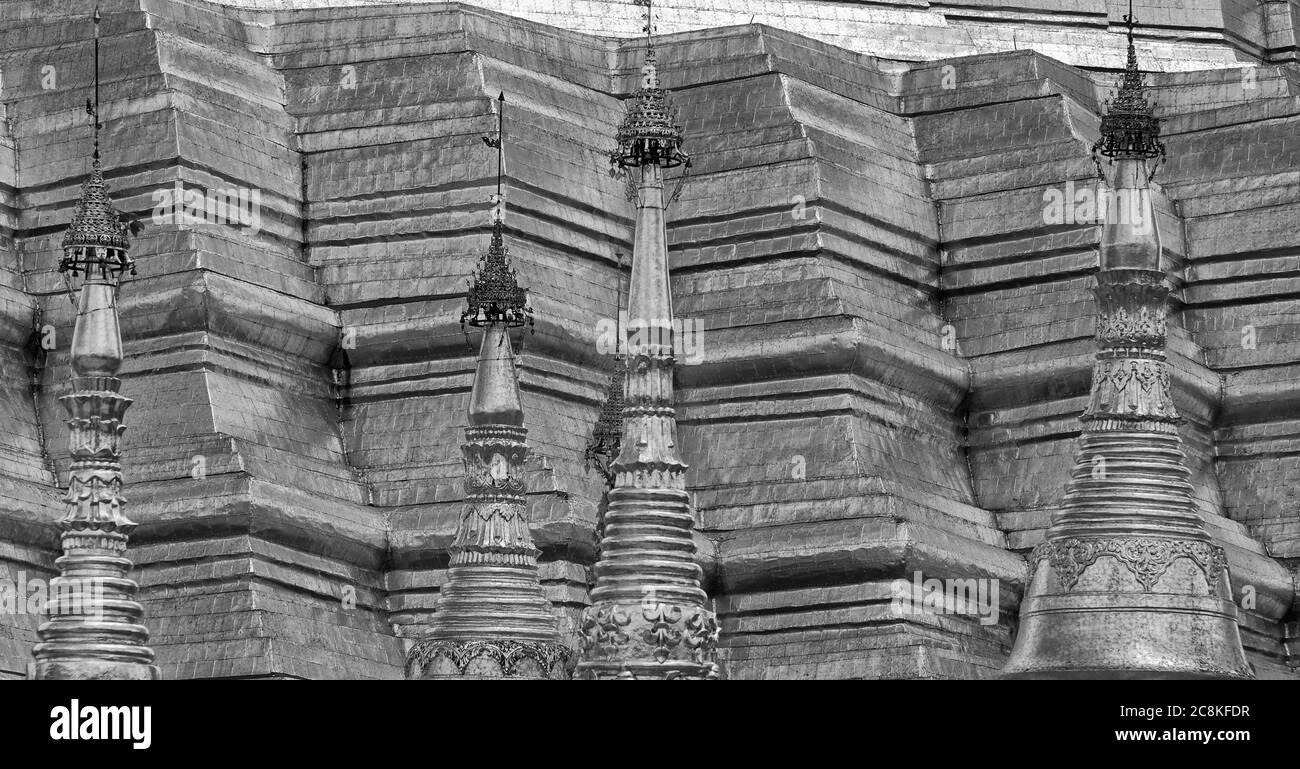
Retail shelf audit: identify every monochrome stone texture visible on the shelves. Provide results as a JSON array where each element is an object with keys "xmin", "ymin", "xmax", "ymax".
[{"xmin": 0, "ymin": 0, "xmax": 1296, "ymax": 680}]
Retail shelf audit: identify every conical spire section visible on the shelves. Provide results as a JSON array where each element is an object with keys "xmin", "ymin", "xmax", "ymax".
[
  {"xmin": 406, "ymin": 94, "xmax": 570, "ymax": 679},
  {"xmin": 1003, "ymin": 14, "xmax": 1250, "ymax": 679},
  {"xmin": 468, "ymin": 322, "xmax": 524, "ymax": 427},
  {"xmin": 575, "ymin": 23, "xmax": 720, "ymax": 679},
  {"xmin": 406, "ymin": 324, "xmax": 571, "ymax": 679},
  {"xmin": 32, "ymin": 6, "xmax": 158, "ymax": 680}
]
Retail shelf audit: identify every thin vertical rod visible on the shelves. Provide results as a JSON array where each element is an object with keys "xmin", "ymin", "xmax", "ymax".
[
  {"xmin": 92, "ymin": 5, "xmax": 101, "ymax": 159},
  {"xmin": 615, "ymin": 251, "xmax": 625, "ymax": 357},
  {"xmin": 496, "ymin": 92, "xmax": 505, "ymax": 201}
]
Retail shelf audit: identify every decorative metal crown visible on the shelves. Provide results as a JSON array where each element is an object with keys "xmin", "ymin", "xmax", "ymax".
[
  {"xmin": 584, "ymin": 354, "xmax": 626, "ymax": 483},
  {"xmin": 59, "ymin": 158, "xmax": 135, "ymax": 281},
  {"xmin": 612, "ymin": 49, "xmax": 687, "ymax": 169},
  {"xmin": 1093, "ymin": 13, "xmax": 1165, "ymax": 164},
  {"xmin": 461, "ymin": 219, "xmax": 533, "ymax": 329}
]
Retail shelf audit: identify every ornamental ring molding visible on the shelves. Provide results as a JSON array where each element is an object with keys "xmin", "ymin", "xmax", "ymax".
[
  {"xmin": 405, "ymin": 638, "xmax": 572, "ymax": 679},
  {"xmin": 1031, "ymin": 536, "xmax": 1227, "ymax": 592}
]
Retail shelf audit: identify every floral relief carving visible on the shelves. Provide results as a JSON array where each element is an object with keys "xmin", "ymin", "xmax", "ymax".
[{"xmin": 1032, "ymin": 537, "xmax": 1227, "ymax": 592}]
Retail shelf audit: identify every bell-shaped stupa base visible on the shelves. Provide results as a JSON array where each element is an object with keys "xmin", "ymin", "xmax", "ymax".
[{"xmin": 1002, "ymin": 546, "xmax": 1252, "ymax": 679}]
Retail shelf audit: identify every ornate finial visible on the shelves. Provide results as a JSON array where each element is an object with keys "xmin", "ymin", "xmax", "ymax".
[
  {"xmin": 60, "ymin": 6, "xmax": 136, "ymax": 293},
  {"xmin": 1092, "ymin": 2, "xmax": 1165, "ymax": 173},
  {"xmin": 612, "ymin": 0, "xmax": 687, "ymax": 169},
  {"xmin": 60, "ymin": 160, "xmax": 131, "ymax": 258},
  {"xmin": 461, "ymin": 219, "xmax": 533, "ymax": 331},
  {"xmin": 461, "ymin": 92, "xmax": 533, "ymax": 333}
]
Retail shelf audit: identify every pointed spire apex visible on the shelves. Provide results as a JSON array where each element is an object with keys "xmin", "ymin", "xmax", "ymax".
[
  {"xmin": 482, "ymin": 91, "xmax": 506, "ymax": 195},
  {"xmin": 1093, "ymin": 0, "xmax": 1165, "ymax": 169},
  {"xmin": 1124, "ymin": 0, "xmax": 1139, "ymax": 66},
  {"xmin": 462, "ymin": 91, "xmax": 533, "ymax": 332},
  {"xmin": 638, "ymin": 0, "xmax": 658, "ymax": 69},
  {"xmin": 90, "ymin": 4, "xmax": 102, "ymax": 161},
  {"xmin": 639, "ymin": 0, "xmax": 655, "ymax": 40}
]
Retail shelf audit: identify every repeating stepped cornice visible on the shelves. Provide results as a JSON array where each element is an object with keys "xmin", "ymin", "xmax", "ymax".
[
  {"xmin": 31, "ymin": 5, "xmax": 158, "ymax": 681},
  {"xmin": 1002, "ymin": 12, "xmax": 1250, "ymax": 679},
  {"xmin": 575, "ymin": 0, "xmax": 720, "ymax": 680},
  {"xmin": 406, "ymin": 93, "xmax": 570, "ymax": 680}
]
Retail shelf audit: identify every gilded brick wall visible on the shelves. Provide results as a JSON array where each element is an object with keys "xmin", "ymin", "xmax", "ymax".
[{"xmin": 0, "ymin": 0, "xmax": 1295, "ymax": 679}]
